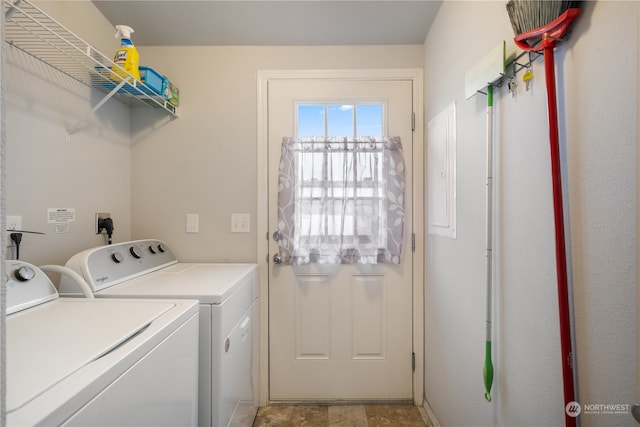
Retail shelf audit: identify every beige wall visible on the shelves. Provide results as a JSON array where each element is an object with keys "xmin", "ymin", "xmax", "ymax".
[
  {"xmin": 4, "ymin": 1, "xmax": 129, "ymax": 267},
  {"xmin": 2, "ymin": 3, "xmax": 424, "ymax": 420},
  {"xmin": 4, "ymin": 0, "xmax": 423, "ymax": 266},
  {"xmin": 131, "ymin": 45, "xmax": 424, "ymax": 262}
]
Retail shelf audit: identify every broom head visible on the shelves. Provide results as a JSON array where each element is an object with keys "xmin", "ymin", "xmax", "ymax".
[{"xmin": 506, "ymin": 1, "xmax": 582, "ymax": 51}]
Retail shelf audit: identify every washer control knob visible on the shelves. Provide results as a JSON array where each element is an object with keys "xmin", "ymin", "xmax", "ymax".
[
  {"xmin": 129, "ymin": 246, "xmax": 142, "ymax": 259},
  {"xmin": 111, "ymin": 252, "xmax": 124, "ymax": 263},
  {"xmin": 148, "ymin": 245, "xmax": 157, "ymax": 254},
  {"xmin": 15, "ymin": 266, "xmax": 35, "ymax": 281},
  {"xmin": 157, "ymin": 244, "xmax": 166, "ymax": 253}
]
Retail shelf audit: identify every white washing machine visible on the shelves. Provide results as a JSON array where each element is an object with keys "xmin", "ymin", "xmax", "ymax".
[
  {"xmin": 5, "ymin": 259, "xmax": 200, "ymax": 426},
  {"xmin": 60, "ymin": 239, "xmax": 259, "ymax": 427}
]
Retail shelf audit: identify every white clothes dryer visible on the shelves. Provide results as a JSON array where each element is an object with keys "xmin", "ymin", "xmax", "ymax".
[
  {"xmin": 6, "ymin": 260, "xmax": 200, "ymax": 427},
  {"xmin": 60, "ymin": 239, "xmax": 259, "ymax": 427}
]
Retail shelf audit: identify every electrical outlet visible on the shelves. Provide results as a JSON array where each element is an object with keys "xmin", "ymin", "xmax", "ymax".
[
  {"xmin": 96, "ymin": 213, "xmax": 111, "ymax": 234},
  {"xmin": 7, "ymin": 215, "xmax": 22, "ymax": 231}
]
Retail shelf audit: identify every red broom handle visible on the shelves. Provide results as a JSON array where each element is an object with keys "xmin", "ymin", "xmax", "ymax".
[{"xmin": 543, "ymin": 40, "xmax": 576, "ymax": 427}]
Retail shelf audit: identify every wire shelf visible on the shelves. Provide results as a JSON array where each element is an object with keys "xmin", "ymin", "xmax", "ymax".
[{"xmin": 3, "ymin": 0, "xmax": 177, "ymax": 134}]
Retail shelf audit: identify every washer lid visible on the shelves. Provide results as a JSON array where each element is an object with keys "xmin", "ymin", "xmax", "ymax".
[
  {"xmin": 98, "ymin": 263, "xmax": 256, "ymax": 304},
  {"xmin": 7, "ymin": 298, "xmax": 175, "ymax": 412}
]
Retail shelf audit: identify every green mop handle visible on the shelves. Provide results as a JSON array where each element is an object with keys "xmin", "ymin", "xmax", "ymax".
[{"xmin": 483, "ymin": 85, "xmax": 494, "ymax": 403}]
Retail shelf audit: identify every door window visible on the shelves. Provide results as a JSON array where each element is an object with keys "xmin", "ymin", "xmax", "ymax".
[
  {"xmin": 276, "ymin": 103, "xmax": 404, "ymax": 265},
  {"xmin": 297, "ymin": 103, "xmax": 384, "ymax": 138}
]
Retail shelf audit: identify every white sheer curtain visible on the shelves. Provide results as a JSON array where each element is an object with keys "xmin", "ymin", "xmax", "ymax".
[{"xmin": 277, "ymin": 136, "xmax": 405, "ymax": 265}]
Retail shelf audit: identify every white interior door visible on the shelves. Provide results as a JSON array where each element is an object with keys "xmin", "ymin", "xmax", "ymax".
[{"xmin": 268, "ymin": 78, "xmax": 414, "ymax": 401}]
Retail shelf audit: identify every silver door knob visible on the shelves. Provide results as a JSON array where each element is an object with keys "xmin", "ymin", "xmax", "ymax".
[{"xmin": 273, "ymin": 253, "xmax": 283, "ymax": 264}]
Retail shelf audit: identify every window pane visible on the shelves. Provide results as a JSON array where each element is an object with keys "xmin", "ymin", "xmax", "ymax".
[
  {"xmin": 297, "ymin": 103, "xmax": 384, "ymax": 139},
  {"xmin": 327, "ymin": 104, "xmax": 354, "ymax": 138},
  {"xmin": 298, "ymin": 104, "xmax": 325, "ymax": 138},
  {"xmin": 356, "ymin": 104, "xmax": 383, "ymax": 137}
]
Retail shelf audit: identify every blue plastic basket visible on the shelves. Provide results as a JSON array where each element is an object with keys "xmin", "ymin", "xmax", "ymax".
[{"xmin": 139, "ymin": 66, "xmax": 167, "ymax": 96}]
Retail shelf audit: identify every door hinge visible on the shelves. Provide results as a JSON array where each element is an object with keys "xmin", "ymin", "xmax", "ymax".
[
  {"xmin": 412, "ymin": 352, "xmax": 416, "ymax": 372},
  {"xmin": 411, "ymin": 233, "xmax": 415, "ymax": 252},
  {"xmin": 411, "ymin": 112, "xmax": 415, "ymax": 132}
]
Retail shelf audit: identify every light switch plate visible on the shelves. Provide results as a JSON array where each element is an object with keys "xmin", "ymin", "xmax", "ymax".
[
  {"xmin": 231, "ymin": 213, "xmax": 250, "ymax": 233},
  {"xmin": 186, "ymin": 213, "xmax": 199, "ymax": 233}
]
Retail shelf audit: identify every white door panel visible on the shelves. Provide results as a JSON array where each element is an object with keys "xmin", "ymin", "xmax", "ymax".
[{"xmin": 268, "ymin": 79, "xmax": 413, "ymax": 401}]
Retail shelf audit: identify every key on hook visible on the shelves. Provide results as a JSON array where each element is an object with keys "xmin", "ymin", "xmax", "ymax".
[
  {"xmin": 508, "ymin": 76, "xmax": 517, "ymax": 97},
  {"xmin": 522, "ymin": 67, "xmax": 533, "ymax": 92}
]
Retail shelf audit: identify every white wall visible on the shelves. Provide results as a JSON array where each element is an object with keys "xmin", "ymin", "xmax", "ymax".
[
  {"xmin": 129, "ymin": 45, "xmax": 424, "ymax": 262},
  {"xmin": 4, "ymin": 1, "xmax": 131, "ymax": 266},
  {"xmin": 423, "ymin": 2, "xmax": 637, "ymax": 426}
]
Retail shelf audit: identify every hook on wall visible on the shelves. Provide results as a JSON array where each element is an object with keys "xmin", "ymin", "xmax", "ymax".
[
  {"xmin": 474, "ymin": 50, "xmax": 542, "ymax": 96},
  {"xmin": 489, "ymin": 50, "xmax": 542, "ymax": 96},
  {"xmin": 465, "ymin": 41, "xmax": 544, "ymax": 99},
  {"xmin": 511, "ymin": 50, "xmax": 542, "ymax": 77}
]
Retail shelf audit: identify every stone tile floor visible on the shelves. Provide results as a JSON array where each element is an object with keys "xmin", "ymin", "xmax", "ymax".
[{"xmin": 252, "ymin": 404, "xmax": 433, "ymax": 427}]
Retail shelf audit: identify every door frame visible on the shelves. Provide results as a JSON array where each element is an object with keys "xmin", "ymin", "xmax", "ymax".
[{"xmin": 256, "ymin": 69, "xmax": 424, "ymax": 406}]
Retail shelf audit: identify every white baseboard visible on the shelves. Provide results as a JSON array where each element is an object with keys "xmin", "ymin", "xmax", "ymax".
[{"xmin": 422, "ymin": 396, "xmax": 441, "ymax": 427}]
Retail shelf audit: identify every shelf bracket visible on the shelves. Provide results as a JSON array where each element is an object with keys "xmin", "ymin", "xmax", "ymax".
[{"xmin": 66, "ymin": 78, "xmax": 128, "ymax": 140}]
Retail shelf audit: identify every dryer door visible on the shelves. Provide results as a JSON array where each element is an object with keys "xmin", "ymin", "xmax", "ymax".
[{"xmin": 221, "ymin": 301, "xmax": 258, "ymax": 427}]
